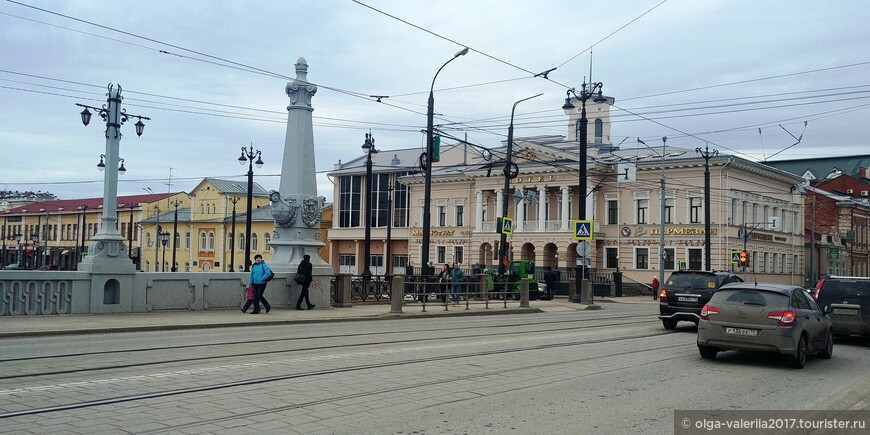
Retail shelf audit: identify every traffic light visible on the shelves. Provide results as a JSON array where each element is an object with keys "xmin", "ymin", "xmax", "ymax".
[
  {"xmin": 432, "ymin": 135, "xmax": 441, "ymax": 162},
  {"xmin": 739, "ymin": 250, "xmax": 748, "ymax": 266}
]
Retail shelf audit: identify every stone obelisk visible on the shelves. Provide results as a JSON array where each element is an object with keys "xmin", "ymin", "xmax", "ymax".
[{"xmin": 267, "ymin": 57, "xmax": 331, "ymax": 306}]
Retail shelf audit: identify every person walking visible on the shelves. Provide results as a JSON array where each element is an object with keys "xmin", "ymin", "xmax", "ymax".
[
  {"xmin": 295, "ymin": 254, "xmax": 315, "ymax": 310},
  {"xmin": 450, "ymin": 262, "xmax": 465, "ymax": 306},
  {"xmin": 436, "ymin": 263, "xmax": 450, "ymax": 304},
  {"xmin": 249, "ymin": 254, "xmax": 272, "ymax": 314},
  {"xmin": 651, "ymin": 275, "xmax": 660, "ymax": 300},
  {"xmin": 544, "ymin": 266, "xmax": 558, "ymax": 300}
]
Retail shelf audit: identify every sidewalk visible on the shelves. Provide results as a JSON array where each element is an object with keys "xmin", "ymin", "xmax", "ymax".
[{"xmin": 0, "ymin": 296, "xmax": 655, "ymax": 338}]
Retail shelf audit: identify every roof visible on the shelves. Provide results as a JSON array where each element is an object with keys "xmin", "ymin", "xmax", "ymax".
[
  {"xmin": 1, "ymin": 193, "xmax": 182, "ymax": 215},
  {"xmin": 328, "ymin": 146, "xmax": 423, "ymax": 177},
  {"xmin": 139, "ymin": 208, "xmax": 194, "ymax": 224},
  {"xmin": 195, "ymin": 178, "xmax": 269, "ymax": 196},
  {"xmin": 763, "ymin": 155, "xmax": 870, "ymax": 181}
]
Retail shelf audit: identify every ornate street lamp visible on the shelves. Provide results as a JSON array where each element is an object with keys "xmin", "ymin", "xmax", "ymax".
[
  {"xmin": 238, "ymin": 145, "xmax": 263, "ymax": 272},
  {"xmin": 228, "ymin": 196, "xmax": 239, "ymax": 272},
  {"xmin": 362, "ymin": 132, "xmax": 378, "ymax": 281},
  {"xmin": 170, "ymin": 199, "xmax": 182, "ymax": 272},
  {"xmin": 422, "ymin": 47, "xmax": 469, "ymax": 278},
  {"xmin": 160, "ymin": 230, "xmax": 170, "ymax": 273},
  {"xmin": 697, "ymin": 144, "xmax": 719, "ymax": 271},
  {"xmin": 562, "ymin": 81, "xmax": 608, "ymax": 303}
]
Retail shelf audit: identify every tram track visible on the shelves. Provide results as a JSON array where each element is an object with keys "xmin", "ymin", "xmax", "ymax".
[{"xmin": 0, "ymin": 328, "xmax": 681, "ymax": 420}]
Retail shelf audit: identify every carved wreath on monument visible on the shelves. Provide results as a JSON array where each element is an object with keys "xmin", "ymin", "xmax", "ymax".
[{"xmin": 269, "ymin": 191, "xmax": 324, "ymax": 228}]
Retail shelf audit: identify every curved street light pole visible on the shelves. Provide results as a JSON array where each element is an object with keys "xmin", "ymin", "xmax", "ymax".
[
  {"xmin": 422, "ymin": 47, "xmax": 469, "ymax": 277},
  {"xmin": 498, "ymin": 93, "xmax": 543, "ymax": 276}
]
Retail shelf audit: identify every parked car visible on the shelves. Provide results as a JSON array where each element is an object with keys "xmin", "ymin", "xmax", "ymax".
[
  {"xmin": 2, "ymin": 264, "xmax": 25, "ymax": 270},
  {"xmin": 812, "ymin": 276, "xmax": 870, "ymax": 337},
  {"xmin": 658, "ymin": 270, "xmax": 743, "ymax": 329},
  {"xmin": 697, "ymin": 283, "xmax": 833, "ymax": 369}
]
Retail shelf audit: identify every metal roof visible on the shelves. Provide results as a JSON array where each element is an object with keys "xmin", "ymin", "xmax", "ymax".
[
  {"xmin": 763, "ymin": 155, "xmax": 870, "ymax": 181},
  {"xmin": 199, "ymin": 178, "xmax": 269, "ymax": 196},
  {"xmin": 1, "ymin": 192, "xmax": 182, "ymax": 215}
]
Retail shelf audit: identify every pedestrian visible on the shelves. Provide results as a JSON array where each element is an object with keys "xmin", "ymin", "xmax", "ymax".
[
  {"xmin": 651, "ymin": 275, "xmax": 660, "ymax": 300},
  {"xmin": 436, "ymin": 263, "xmax": 450, "ymax": 304},
  {"xmin": 248, "ymin": 254, "xmax": 272, "ymax": 314},
  {"xmin": 295, "ymin": 254, "xmax": 315, "ymax": 310},
  {"xmin": 450, "ymin": 262, "xmax": 465, "ymax": 306},
  {"xmin": 241, "ymin": 285, "xmax": 255, "ymax": 313},
  {"xmin": 544, "ymin": 266, "xmax": 558, "ymax": 300}
]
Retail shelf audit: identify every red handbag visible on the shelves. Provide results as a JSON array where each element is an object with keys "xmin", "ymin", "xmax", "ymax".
[{"xmin": 246, "ymin": 286, "xmax": 255, "ymax": 300}]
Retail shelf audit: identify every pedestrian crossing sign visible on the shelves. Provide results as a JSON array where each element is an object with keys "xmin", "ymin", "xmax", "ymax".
[
  {"xmin": 731, "ymin": 250, "xmax": 741, "ymax": 264},
  {"xmin": 497, "ymin": 217, "xmax": 514, "ymax": 235},
  {"xmin": 573, "ymin": 220, "xmax": 593, "ymax": 241}
]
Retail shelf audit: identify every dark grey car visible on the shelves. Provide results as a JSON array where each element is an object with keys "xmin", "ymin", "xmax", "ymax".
[
  {"xmin": 697, "ymin": 283, "xmax": 833, "ymax": 369},
  {"xmin": 812, "ymin": 276, "xmax": 870, "ymax": 337},
  {"xmin": 658, "ymin": 270, "xmax": 743, "ymax": 329}
]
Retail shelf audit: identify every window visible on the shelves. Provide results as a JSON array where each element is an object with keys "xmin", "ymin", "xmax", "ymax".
[
  {"xmin": 762, "ymin": 252, "xmax": 769, "ymax": 273},
  {"xmin": 252, "ymin": 233, "xmax": 259, "ymax": 251},
  {"xmin": 208, "ymin": 232, "xmax": 215, "ymax": 250},
  {"xmin": 773, "ymin": 253, "xmax": 779, "ymax": 274},
  {"xmin": 148, "ymin": 232, "xmax": 153, "ymax": 248},
  {"xmin": 338, "ymin": 175, "xmax": 361, "ymax": 228},
  {"xmin": 264, "ymin": 233, "xmax": 271, "ymax": 251},
  {"xmin": 145, "ymin": 261, "xmax": 150, "ymax": 272},
  {"xmin": 393, "ymin": 255, "xmax": 409, "ymax": 274},
  {"xmin": 454, "ymin": 246, "xmax": 464, "ymax": 264},
  {"xmin": 731, "ymin": 199, "xmax": 738, "ymax": 224},
  {"xmin": 370, "ymin": 254, "xmax": 384, "ymax": 275},
  {"xmin": 455, "ymin": 205, "xmax": 464, "ymax": 226},
  {"xmin": 688, "ymin": 248, "xmax": 702, "ymax": 270},
  {"xmin": 742, "ymin": 201, "xmax": 748, "ymax": 225},
  {"xmin": 752, "ymin": 203, "xmax": 758, "ymax": 223},
  {"xmin": 438, "ymin": 206, "xmax": 446, "ymax": 227},
  {"xmin": 392, "ymin": 173, "xmax": 409, "ymax": 227},
  {"xmin": 763, "ymin": 205, "xmax": 769, "ymax": 226},
  {"xmin": 605, "ymin": 247, "xmax": 619, "ymax": 269},
  {"xmin": 185, "ymin": 232, "xmax": 191, "ymax": 249},
  {"xmin": 607, "ymin": 200, "xmax": 618, "ymax": 225},
  {"xmin": 437, "ymin": 246, "xmax": 446, "ymax": 263},
  {"xmin": 174, "ymin": 232, "xmax": 180, "ymax": 248},
  {"xmin": 635, "ymin": 248, "xmax": 649, "ymax": 269},
  {"xmin": 663, "ymin": 248, "xmax": 675, "ymax": 270},
  {"xmin": 339, "ymin": 254, "xmax": 356, "ymax": 274},
  {"xmin": 239, "ymin": 233, "xmax": 245, "ymax": 251},
  {"xmin": 664, "ymin": 198, "xmax": 675, "ymax": 224},
  {"xmin": 594, "ymin": 118, "xmax": 603, "ymax": 143},
  {"xmin": 689, "ymin": 197, "xmax": 702, "ymax": 223},
  {"xmin": 636, "ymin": 199, "xmax": 648, "ymax": 224},
  {"xmin": 781, "ymin": 209, "xmax": 787, "ymax": 232},
  {"xmin": 369, "ymin": 173, "xmax": 390, "ymax": 227}
]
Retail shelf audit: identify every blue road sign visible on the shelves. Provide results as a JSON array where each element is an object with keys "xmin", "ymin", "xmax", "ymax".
[
  {"xmin": 731, "ymin": 250, "xmax": 741, "ymax": 264},
  {"xmin": 573, "ymin": 220, "xmax": 593, "ymax": 241},
  {"xmin": 499, "ymin": 217, "xmax": 514, "ymax": 235}
]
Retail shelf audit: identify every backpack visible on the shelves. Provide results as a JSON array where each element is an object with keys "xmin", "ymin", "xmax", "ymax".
[{"xmin": 264, "ymin": 264, "xmax": 275, "ymax": 283}]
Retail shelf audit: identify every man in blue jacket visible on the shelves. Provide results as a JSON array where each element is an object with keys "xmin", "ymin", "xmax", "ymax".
[{"xmin": 248, "ymin": 254, "xmax": 272, "ymax": 314}]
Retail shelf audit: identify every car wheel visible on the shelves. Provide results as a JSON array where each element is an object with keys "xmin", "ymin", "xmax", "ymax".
[
  {"xmin": 787, "ymin": 335, "xmax": 808, "ymax": 369},
  {"xmin": 819, "ymin": 329, "xmax": 833, "ymax": 359},
  {"xmin": 698, "ymin": 345, "xmax": 717, "ymax": 359},
  {"xmin": 662, "ymin": 318, "xmax": 678, "ymax": 330}
]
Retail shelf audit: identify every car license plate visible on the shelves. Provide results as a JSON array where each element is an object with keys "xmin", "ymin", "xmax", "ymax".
[
  {"xmin": 725, "ymin": 327, "xmax": 758, "ymax": 337},
  {"xmin": 833, "ymin": 308, "xmax": 858, "ymax": 316},
  {"xmin": 678, "ymin": 296, "xmax": 698, "ymax": 302}
]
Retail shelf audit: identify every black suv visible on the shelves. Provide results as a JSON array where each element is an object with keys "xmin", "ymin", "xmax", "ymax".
[
  {"xmin": 813, "ymin": 276, "xmax": 870, "ymax": 337},
  {"xmin": 658, "ymin": 270, "xmax": 743, "ymax": 329}
]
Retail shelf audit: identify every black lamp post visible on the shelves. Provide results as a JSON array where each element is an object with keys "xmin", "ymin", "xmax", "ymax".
[
  {"xmin": 238, "ymin": 145, "xmax": 263, "ymax": 272},
  {"xmin": 126, "ymin": 203, "xmax": 134, "ymax": 260},
  {"xmin": 1, "ymin": 216, "xmax": 7, "ymax": 267},
  {"xmin": 228, "ymin": 196, "xmax": 239, "ymax": 272},
  {"xmin": 562, "ymin": 81, "xmax": 608, "ymax": 303},
  {"xmin": 170, "ymin": 199, "xmax": 181, "ymax": 272},
  {"xmin": 386, "ymin": 183, "xmax": 394, "ymax": 277},
  {"xmin": 696, "ymin": 143, "xmax": 718, "ymax": 271},
  {"xmin": 78, "ymin": 205, "xmax": 88, "ymax": 268},
  {"xmin": 31, "ymin": 230, "xmax": 39, "ymax": 270},
  {"xmin": 16, "ymin": 232, "xmax": 24, "ymax": 268},
  {"xmin": 497, "ymin": 93, "xmax": 543, "ymax": 276},
  {"xmin": 422, "ymin": 47, "xmax": 469, "ymax": 278},
  {"xmin": 160, "ymin": 230, "xmax": 170, "ymax": 272},
  {"xmin": 362, "ymin": 132, "xmax": 378, "ymax": 281}
]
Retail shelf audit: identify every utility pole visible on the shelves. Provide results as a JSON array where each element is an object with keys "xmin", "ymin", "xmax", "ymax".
[{"xmin": 697, "ymin": 143, "xmax": 718, "ymax": 271}]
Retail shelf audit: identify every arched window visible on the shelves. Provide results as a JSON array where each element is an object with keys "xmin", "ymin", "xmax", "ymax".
[
  {"xmin": 185, "ymin": 232, "xmax": 191, "ymax": 249},
  {"xmin": 264, "ymin": 233, "xmax": 271, "ymax": 251},
  {"xmin": 202, "ymin": 262, "xmax": 210, "ymax": 272},
  {"xmin": 145, "ymin": 261, "xmax": 150, "ymax": 272},
  {"xmin": 200, "ymin": 232, "xmax": 207, "ymax": 250},
  {"xmin": 239, "ymin": 233, "xmax": 245, "ymax": 251},
  {"xmin": 174, "ymin": 232, "xmax": 180, "ymax": 248},
  {"xmin": 200, "ymin": 204, "xmax": 205, "ymax": 215},
  {"xmin": 208, "ymin": 232, "xmax": 215, "ymax": 250},
  {"xmin": 594, "ymin": 118, "xmax": 603, "ymax": 143},
  {"xmin": 252, "ymin": 233, "xmax": 259, "ymax": 251},
  {"xmin": 146, "ymin": 232, "xmax": 152, "ymax": 247},
  {"xmin": 184, "ymin": 262, "xmax": 190, "ymax": 272}
]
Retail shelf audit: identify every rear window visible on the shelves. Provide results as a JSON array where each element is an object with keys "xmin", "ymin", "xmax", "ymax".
[
  {"xmin": 667, "ymin": 273, "xmax": 717, "ymax": 289},
  {"xmin": 711, "ymin": 289, "xmax": 789, "ymax": 307},
  {"xmin": 817, "ymin": 278, "xmax": 870, "ymax": 301}
]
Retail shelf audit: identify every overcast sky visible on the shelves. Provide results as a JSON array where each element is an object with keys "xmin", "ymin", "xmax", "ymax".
[{"xmin": 2, "ymin": 0, "xmax": 868, "ymax": 203}]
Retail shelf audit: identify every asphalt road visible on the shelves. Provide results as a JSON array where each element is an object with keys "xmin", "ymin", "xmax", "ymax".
[{"xmin": 1, "ymin": 303, "xmax": 869, "ymax": 434}]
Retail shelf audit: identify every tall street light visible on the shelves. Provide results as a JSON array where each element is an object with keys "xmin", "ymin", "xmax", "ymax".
[
  {"xmin": 562, "ymin": 81, "xmax": 607, "ymax": 303},
  {"xmin": 170, "ymin": 199, "xmax": 181, "ymax": 272},
  {"xmin": 422, "ymin": 47, "xmax": 469, "ymax": 277},
  {"xmin": 160, "ymin": 230, "xmax": 170, "ymax": 272},
  {"xmin": 238, "ymin": 145, "xmax": 263, "ymax": 272},
  {"xmin": 229, "ymin": 197, "xmax": 239, "ymax": 272},
  {"xmin": 16, "ymin": 232, "xmax": 24, "ymax": 268},
  {"xmin": 362, "ymin": 132, "xmax": 378, "ymax": 281},
  {"xmin": 498, "ymin": 93, "xmax": 543, "ymax": 276},
  {"xmin": 697, "ymin": 143, "xmax": 718, "ymax": 271},
  {"xmin": 75, "ymin": 83, "xmax": 147, "ymax": 270},
  {"xmin": 1, "ymin": 216, "xmax": 7, "ymax": 267}
]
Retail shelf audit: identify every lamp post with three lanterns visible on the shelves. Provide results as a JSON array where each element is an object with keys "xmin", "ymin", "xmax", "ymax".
[{"xmin": 238, "ymin": 145, "xmax": 263, "ymax": 272}]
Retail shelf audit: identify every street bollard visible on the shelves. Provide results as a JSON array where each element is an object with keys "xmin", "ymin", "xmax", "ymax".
[
  {"xmin": 390, "ymin": 275, "xmax": 404, "ymax": 314},
  {"xmin": 520, "ymin": 277, "xmax": 530, "ymax": 308},
  {"xmin": 334, "ymin": 273, "xmax": 353, "ymax": 308}
]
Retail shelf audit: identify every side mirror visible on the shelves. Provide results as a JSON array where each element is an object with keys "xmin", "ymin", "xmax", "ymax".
[{"xmin": 823, "ymin": 305, "xmax": 833, "ymax": 315}]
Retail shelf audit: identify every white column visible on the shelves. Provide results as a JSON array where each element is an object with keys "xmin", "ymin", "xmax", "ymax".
[
  {"xmin": 516, "ymin": 194, "xmax": 525, "ymax": 231},
  {"xmin": 561, "ymin": 186, "xmax": 570, "ymax": 230},
  {"xmin": 537, "ymin": 187, "xmax": 546, "ymax": 232},
  {"xmin": 496, "ymin": 190, "xmax": 503, "ymax": 219},
  {"xmin": 475, "ymin": 190, "xmax": 483, "ymax": 231}
]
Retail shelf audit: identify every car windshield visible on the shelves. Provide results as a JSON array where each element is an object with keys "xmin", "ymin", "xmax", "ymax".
[
  {"xmin": 817, "ymin": 278, "xmax": 870, "ymax": 301},
  {"xmin": 711, "ymin": 289, "xmax": 788, "ymax": 307},
  {"xmin": 667, "ymin": 273, "xmax": 716, "ymax": 289}
]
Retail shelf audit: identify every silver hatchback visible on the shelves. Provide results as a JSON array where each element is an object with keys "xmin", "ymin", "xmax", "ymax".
[{"xmin": 696, "ymin": 283, "xmax": 833, "ymax": 369}]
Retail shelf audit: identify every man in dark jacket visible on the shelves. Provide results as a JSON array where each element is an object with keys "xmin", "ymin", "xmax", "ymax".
[
  {"xmin": 544, "ymin": 267, "xmax": 559, "ymax": 300},
  {"xmin": 295, "ymin": 254, "xmax": 315, "ymax": 310}
]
